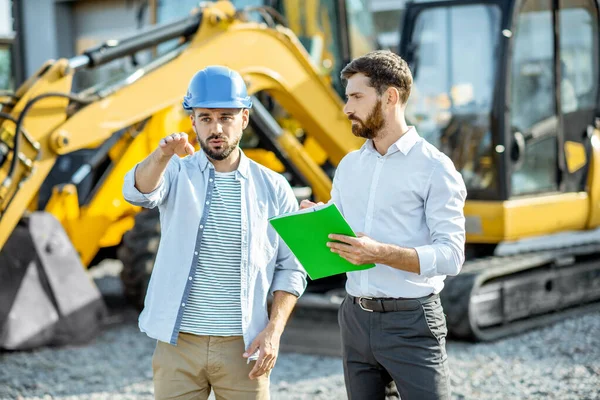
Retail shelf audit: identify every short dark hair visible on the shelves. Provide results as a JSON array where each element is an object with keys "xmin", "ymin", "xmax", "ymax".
[{"xmin": 341, "ymin": 50, "xmax": 412, "ymax": 104}]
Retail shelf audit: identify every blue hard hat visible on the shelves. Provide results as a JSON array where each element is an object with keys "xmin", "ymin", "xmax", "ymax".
[{"xmin": 182, "ymin": 66, "xmax": 253, "ymax": 110}]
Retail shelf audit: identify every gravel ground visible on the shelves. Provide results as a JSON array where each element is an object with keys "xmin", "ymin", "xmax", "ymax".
[
  {"xmin": 1, "ymin": 307, "xmax": 599, "ymax": 400},
  {"xmin": 1, "ymin": 262, "xmax": 599, "ymax": 400}
]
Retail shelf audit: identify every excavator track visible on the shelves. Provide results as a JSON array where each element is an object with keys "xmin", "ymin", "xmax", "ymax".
[{"xmin": 441, "ymin": 243, "xmax": 600, "ymax": 341}]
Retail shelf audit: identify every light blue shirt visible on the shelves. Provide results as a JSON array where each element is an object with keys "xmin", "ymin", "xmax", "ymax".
[
  {"xmin": 331, "ymin": 127, "xmax": 467, "ymax": 298},
  {"xmin": 122, "ymin": 150, "xmax": 307, "ymax": 353}
]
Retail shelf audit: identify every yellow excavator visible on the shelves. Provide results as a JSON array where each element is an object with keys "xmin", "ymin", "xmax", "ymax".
[{"xmin": 0, "ymin": 0, "xmax": 370, "ymax": 349}]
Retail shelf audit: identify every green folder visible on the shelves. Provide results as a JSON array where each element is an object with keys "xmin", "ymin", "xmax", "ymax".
[{"xmin": 269, "ymin": 203, "xmax": 375, "ymax": 280}]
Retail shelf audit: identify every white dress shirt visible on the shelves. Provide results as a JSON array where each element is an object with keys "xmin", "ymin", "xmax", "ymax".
[{"xmin": 331, "ymin": 127, "xmax": 467, "ymax": 298}]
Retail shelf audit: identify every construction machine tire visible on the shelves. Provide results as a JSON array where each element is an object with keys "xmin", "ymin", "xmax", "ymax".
[{"xmin": 117, "ymin": 208, "xmax": 161, "ymax": 311}]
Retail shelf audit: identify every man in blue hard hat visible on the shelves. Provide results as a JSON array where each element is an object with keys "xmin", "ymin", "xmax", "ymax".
[{"xmin": 122, "ymin": 65, "xmax": 307, "ymax": 400}]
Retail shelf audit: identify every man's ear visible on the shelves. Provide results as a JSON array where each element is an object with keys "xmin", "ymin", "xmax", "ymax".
[
  {"xmin": 385, "ymin": 87, "xmax": 401, "ymax": 106},
  {"xmin": 190, "ymin": 113, "xmax": 197, "ymax": 133},
  {"xmin": 242, "ymin": 108, "xmax": 250, "ymax": 129}
]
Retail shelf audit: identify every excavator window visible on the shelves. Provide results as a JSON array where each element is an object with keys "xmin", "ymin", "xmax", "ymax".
[
  {"xmin": 0, "ymin": 0, "xmax": 13, "ymax": 91},
  {"xmin": 509, "ymin": 0, "xmax": 599, "ymax": 197},
  {"xmin": 403, "ymin": 3, "xmax": 502, "ymax": 194},
  {"xmin": 0, "ymin": 44, "xmax": 11, "ymax": 91},
  {"xmin": 557, "ymin": 0, "xmax": 598, "ymax": 193},
  {"xmin": 509, "ymin": 0, "xmax": 558, "ymax": 196},
  {"xmin": 558, "ymin": 0, "xmax": 598, "ymax": 115}
]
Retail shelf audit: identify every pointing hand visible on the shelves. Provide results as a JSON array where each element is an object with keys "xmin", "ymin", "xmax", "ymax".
[{"xmin": 158, "ymin": 133, "xmax": 195, "ymax": 157}]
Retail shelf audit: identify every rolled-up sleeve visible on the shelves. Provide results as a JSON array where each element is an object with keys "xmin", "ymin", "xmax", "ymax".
[
  {"xmin": 415, "ymin": 157, "xmax": 467, "ymax": 278},
  {"xmin": 122, "ymin": 157, "xmax": 177, "ymax": 209},
  {"xmin": 270, "ymin": 177, "xmax": 308, "ymax": 297}
]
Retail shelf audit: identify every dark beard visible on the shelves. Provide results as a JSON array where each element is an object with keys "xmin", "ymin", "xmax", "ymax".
[
  {"xmin": 199, "ymin": 134, "xmax": 240, "ymax": 161},
  {"xmin": 349, "ymin": 99, "xmax": 385, "ymax": 139}
]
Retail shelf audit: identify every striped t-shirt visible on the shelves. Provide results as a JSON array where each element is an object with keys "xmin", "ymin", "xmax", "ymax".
[{"xmin": 179, "ymin": 171, "xmax": 243, "ymax": 336}]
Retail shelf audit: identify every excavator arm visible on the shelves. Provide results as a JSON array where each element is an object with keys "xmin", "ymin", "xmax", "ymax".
[{"xmin": 0, "ymin": 1, "xmax": 363, "ymax": 253}]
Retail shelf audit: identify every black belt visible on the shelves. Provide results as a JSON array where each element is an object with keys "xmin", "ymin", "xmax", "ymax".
[{"xmin": 349, "ymin": 293, "xmax": 438, "ymax": 312}]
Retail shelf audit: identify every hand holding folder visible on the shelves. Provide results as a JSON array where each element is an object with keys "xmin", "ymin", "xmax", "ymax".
[{"xmin": 269, "ymin": 203, "xmax": 375, "ymax": 280}]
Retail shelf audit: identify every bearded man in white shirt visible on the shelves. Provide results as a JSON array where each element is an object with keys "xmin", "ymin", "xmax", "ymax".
[{"xmin": 302, "ymin": 50, "xmax": 467, "ymax": 400}]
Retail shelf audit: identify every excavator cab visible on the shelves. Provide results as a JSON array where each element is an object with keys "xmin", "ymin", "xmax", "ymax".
[
  {"xmin": 401, "ymin": 0, "xmax": 599, "ymax": 225},
  {"xmin": 399, "ymin": 0, "xmax": 600, "ymax": 339}
]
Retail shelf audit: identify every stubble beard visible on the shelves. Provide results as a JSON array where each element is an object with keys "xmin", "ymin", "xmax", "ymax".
[
  {"xmin": 199, "ymin": 134, "xmax": 241, "ymax": 161},
  {"xmin": 350, "ymin": 99, "xmax": 386, "ymax": 140}
]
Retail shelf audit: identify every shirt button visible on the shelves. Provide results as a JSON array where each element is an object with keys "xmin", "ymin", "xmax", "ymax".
[
  {"xmin": 209, "ymin": 178, "xmax": 214, "ymax": 182},
  {"xmin": 194, "ymin": 251, "xmax": 198, "ymax": 255},
  {"xmin": 189, "ymin": 276, "xmax": 193, "ymax": 281},
  {"xmin": 206, "ymin": 201, "xmax": 210, "ymax": 205},
  {"xmin": 200, "ymin": 225, "xmax": 204, "ymax": 229},
  {"xmin": 181, "ymin": 303, "xmax": 185, "ymax": 307}
]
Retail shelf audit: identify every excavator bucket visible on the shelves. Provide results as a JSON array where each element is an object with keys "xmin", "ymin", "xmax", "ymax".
[{"xmin": 0, "ymin": 212, "xmax": 107, "ymax": 350}]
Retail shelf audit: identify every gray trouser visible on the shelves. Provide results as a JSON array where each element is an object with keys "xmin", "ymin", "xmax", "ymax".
[{"xmin": 338, "ymin": 294, "xmax": 450, "ymax": 400}]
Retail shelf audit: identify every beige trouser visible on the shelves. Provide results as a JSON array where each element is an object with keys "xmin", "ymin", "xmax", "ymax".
[{"xmin": 152, "ymin": 333, "xmax": 270, "ymax": 400}]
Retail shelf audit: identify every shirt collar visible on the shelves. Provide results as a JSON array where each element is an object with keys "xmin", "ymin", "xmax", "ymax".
[
  {"xmin": 393, "ymin": 126, "xmax": 420, "ymax": 155},
  {"xmin": 361, "ymin": 126, "xmax": 420, "ymax": 156},
  {"xmin": 237, "ymin": 150, "xmax": 250, "ymax": 179},
  {"xmin": 197, "ymin": 147, "xmax": 249, "ymax": 179}
]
